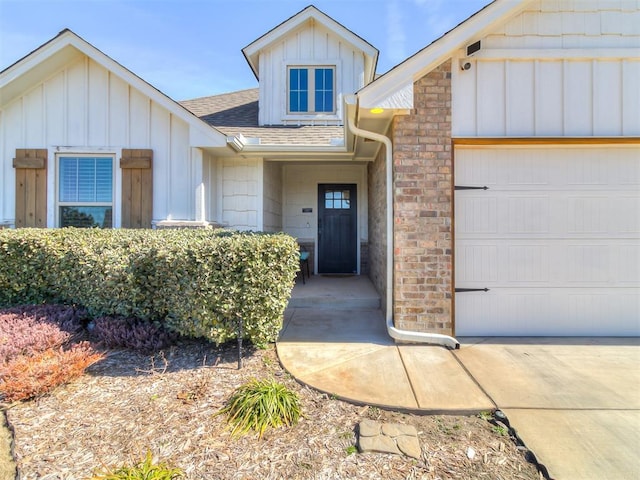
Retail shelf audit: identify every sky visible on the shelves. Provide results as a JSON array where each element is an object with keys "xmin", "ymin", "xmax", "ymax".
[{"xmin": 0, "ymin": 0, "xmax": 490, "ymax": 101}]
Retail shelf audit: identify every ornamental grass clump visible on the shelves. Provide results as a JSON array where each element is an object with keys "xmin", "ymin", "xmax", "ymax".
[
  {"xmin": 90, "ymin": 450, "xmax": 184, "ymax": 480},
  {"xmin": 219, "ymin": 378, "xmax": 301, "ymax": 439}
]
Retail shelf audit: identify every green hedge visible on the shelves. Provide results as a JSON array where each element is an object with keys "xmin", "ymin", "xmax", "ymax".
[{"xmin": 0, "ymin": 228, "xmax": 299, "ymax": 346}]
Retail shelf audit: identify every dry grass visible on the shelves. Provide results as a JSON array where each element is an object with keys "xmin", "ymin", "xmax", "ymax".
[{"xmin": 4, "ymin": 340, "xmax": 543, "ymax": 480}]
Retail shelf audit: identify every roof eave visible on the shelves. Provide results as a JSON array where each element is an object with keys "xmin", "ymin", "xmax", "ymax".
[
  {"xmin": 358, "ymin": 0, "xmax": 531, "ymax": 108},
  {"xmin": 1, "ymin": 29, "xmax": 228, "ymax": 147}
]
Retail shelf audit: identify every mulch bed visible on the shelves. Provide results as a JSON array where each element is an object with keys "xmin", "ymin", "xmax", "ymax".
[{"xmin": 4, "ymin": 339, "xmax": 542, "ymax": 479}]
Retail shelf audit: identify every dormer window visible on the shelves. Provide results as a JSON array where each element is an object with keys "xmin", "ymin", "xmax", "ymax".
[{"xmin": 288, "ymin": 66, "xmax": 335, "ymax": 114}]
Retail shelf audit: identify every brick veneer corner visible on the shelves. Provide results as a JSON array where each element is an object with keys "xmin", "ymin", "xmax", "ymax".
[{"xmin": 391, "ymin": 60, "xmax": 453, "ymax": 335}]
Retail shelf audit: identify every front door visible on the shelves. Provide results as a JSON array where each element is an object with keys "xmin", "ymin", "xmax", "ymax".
[{"xmin": 318, "ymin": 184, "xmax": 357, "ymax": 274}]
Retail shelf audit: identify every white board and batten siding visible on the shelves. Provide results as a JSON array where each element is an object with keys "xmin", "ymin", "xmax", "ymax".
[
  {"xmin": 258, "ymin": 21, "xmax": 366, "ymax": 126},
  {"xmin": 452, "ymin": 2, "xmax": 640, "ymax": 336},
  {"xmin": 455, "ymin": 146, "xmax": 640, "ymax": 336},
  {"xmin": 0, "ymin": 55, "xmax": 204, "ymax": 226},
  {"xmin": 263, "ymin": 161, "xmax": 284, "ymax": 232},
  {"xmin": 452, "ymin": 1, "xmax": 640, "ymax": 138}
]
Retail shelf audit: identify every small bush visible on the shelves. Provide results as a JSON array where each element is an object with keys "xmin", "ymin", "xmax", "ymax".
[
  {"xmin": 91, "ymin": 317, "xmax": 179, "ymax": 353},
  {"xmin": 0, "ymin": 342, "xmax": 104, "ymax": 402},
  {"xmin": 0, "ymin": 305, "xmax": 86, "ymax": 363},
  {"xmin": 0, "ymin": 229, "xmax": 299, "ymax": 347},
  {"xmin": 91, "ymin": 450, "xmax": 184, "ymax": 479},
  {"xmin": 219, "ymin": 378, "xmax": 301, "ymax": 439}
]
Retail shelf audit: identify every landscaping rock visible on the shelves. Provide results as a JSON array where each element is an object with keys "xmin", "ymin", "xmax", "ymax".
[
  {"xmin": 359, "ymin": 419, "xmax": 382, "ymax": 437},
  {"xmin": 382, "ymin": 423, "xmax": 417, "ymax": 437},
  {"xmin": 396, "ymin": 435, "xmax": 422, "ymax": 460},
  {"xmin": 357, "ymin": 421, "xmax": 421, "ymax": 459},
  {"xmin": 359, "ymin": 434, "xmax": 401, "ymax": 455}
]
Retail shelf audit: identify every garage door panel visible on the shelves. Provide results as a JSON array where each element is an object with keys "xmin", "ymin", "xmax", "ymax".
[
  {"xmin": 506, "ymin": 196, "xmax": 551, "ymax": 234},
  {"xmin": 456, "ymin": 195, "xmax": 498, "ymax": 234},
  {"xmin": 616, "ymin": 245, "xmax": 640, "ymax": 283},
  {"xmin": 457, "ymin": 239, "xmax": 638, "ymax": 287},
  {"xmin": 456, "ymin": 288, "xmax": 640, "ymax": 336},
  {"xmin": 566, "ymin": 196, "xmax": 609, "ymax": 233},
  {"xmin": 613, "ymin": 196, "xmax": 640, "ymax": 233},
  {"xmin": 455, "ymin": 147, "xmax": 640, "ymax": 336}
]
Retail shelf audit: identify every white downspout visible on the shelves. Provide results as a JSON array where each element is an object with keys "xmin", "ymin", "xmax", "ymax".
[{"xmin": 347, "ymin": 114, "xmax": 459, "ymax": 350}]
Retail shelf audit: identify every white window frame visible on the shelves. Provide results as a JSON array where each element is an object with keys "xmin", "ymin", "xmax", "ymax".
[
  {"xmin": 285, "ymin": 63, "xmax": 338, "ymax": 118},
  {"xmin": 55, "ymin": 153, "xmax": 115, "ymax": 228}
]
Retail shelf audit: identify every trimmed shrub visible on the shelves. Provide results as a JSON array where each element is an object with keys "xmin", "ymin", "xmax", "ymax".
[
  {"xmin": 0, "ymin": 305, "xmax": 86, "ymax": 363},
  {"xmin": 91, "ymin": 316, "xmax": 179, "ymax": 353},
  {"xmin": 218, "ymin": 378, "xmax": 301, "ymax": 439},
  {"xmin": 0, "ymin": 229, "xmax": 299, "ymax": 346},
  {"xmin": 0, "ymin": 342, "xmax": 104, "ymax": 402}
]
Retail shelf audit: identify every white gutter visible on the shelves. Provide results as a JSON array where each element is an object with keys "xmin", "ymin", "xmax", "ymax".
[{"xmin": 346, "ymin": 104, "xmax": 459, "ymax": 349}]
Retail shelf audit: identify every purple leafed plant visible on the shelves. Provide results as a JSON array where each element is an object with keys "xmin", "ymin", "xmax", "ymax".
[
  {"xmin": 0, "ymin": 305, "xmax": 87, "ymax": 363},
  {"xmin": 90, "ymin": 316, "xmax": 179, "ymax": 353}
]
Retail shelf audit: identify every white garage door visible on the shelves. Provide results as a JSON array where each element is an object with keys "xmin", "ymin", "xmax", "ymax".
[{"xmin": 455, "ymin": 146, "xmax": 640, "ymax": 336}]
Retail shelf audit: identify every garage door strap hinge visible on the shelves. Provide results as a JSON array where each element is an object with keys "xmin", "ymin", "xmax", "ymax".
[
  {"xmin": 454, "ymin": 185, "xmax": 489, "ymax": 190},
  {"xmin": 455, "ymin": 288, "xmax": 490, "ymax": 293}
]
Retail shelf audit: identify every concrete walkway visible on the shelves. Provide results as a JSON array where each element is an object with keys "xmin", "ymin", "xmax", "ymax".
[
  {"xmin": 278, "ymin": 307, "xmax": 494, "ymax": 413},
  {"xmin": 278, "ymin": 280, "xmax": 640, "ymax": 479}
]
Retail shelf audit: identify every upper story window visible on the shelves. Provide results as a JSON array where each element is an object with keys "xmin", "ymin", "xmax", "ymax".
[
  {"xmin": 58, "ymin": 155, "xmax": 113, "ymax": 228},
  {"xmin": 288, "ymin": 66, "xmax": 335, "ymax": 114}
]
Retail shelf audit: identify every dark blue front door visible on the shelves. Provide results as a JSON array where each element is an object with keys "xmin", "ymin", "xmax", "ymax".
[{"xmin": 318, "ymin": 184, "xmax": 357, "ymax": 274}]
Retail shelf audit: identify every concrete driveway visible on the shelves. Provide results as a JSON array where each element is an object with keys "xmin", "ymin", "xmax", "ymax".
[{"xmin": 455, "ymin": 337, "xmax": 640, "ymax": 480}]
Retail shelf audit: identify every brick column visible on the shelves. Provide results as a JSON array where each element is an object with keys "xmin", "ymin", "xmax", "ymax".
[{"xmin": 391, "ymin": 60, "xmax": 453, "ymax": 335}]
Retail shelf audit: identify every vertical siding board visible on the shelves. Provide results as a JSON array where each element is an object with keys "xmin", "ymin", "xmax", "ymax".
[
  {"xmin": 477, "ymin": 61, "xmax": 506, "ymax": 136},
  {"xmin": 149, "ymin": 102, "xmax": 169, "ymax": 220},
  {"xmin": 108, "ymin": 74, "xmax": 128, "ymax": 145},
  {"xmin": 622, "ymin": 60, "xmax": 640, "ymax": 135},
  {"xmin": 66, "ymin": 60, "xmax": 86, "ymax": 145},
  {"xmin": 564, "ymin": 60, "xmax": 593, "ymax": 135},
  {"xmin": 593, "ymin": 60, "xmax": 623, "ymax": 135},
  {"xmin": 24, "ymin": 87, "xmax": 44, "ymax": 146},
  {"xmin": 45, "ymin": 72, "xmax": 65, "ymax": 144},
  {"xmin": 129, "ymin": 88, "xmax": 150, "ymax": 146},
  {"xmin": 88, "ymin": 59, "xmax": 108, "ymax": 146},
  {"xmin": 535, "ymin": 61, "xmax": 564, "ymax": 135},
  {"xmin": 169, "ymin": 119, "xmax": 189, "ymax": 219},
  {"xmin": 506, "ymin": 61, "xmax": 535, "ymax": 136},
  {"xmin": 452, "ymin": 54, "xmax": 477, "ymax": 136}
]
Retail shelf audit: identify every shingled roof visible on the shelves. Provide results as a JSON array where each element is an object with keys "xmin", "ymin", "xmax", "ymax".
[{"xmin": 180, "ymin": 89, "xmax": 344, "ymax": 147}]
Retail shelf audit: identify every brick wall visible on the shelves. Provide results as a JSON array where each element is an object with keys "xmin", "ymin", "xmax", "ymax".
[
  {"xmin": 391, "ymin": 60, "xmax": 453, "ymax": 335},
  {"xmin": 360, "ymin": 242, "xmax": 370, "ymax": 276},
  {"xmin": 367, "ymin": 127, "xmax": 390, "ymax": 314}
]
